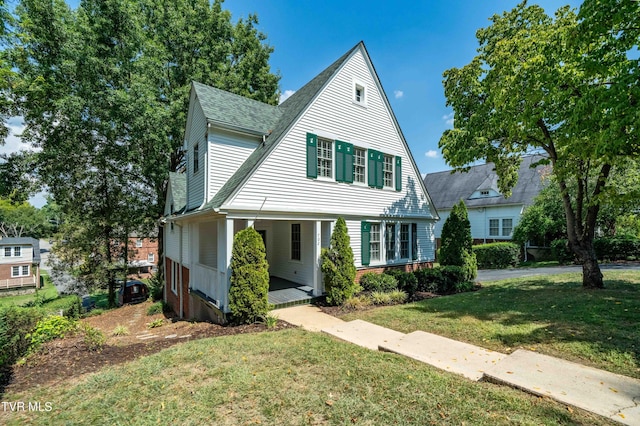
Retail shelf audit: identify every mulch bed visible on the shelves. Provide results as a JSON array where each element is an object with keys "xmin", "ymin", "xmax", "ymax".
[{"xmin": 1, "ymin": 302, "xmax": 296, "ymax": 396}]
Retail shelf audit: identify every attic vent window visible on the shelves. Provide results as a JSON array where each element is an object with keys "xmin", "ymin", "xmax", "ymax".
[
  {"xmin": 353, "ymin": 80, "xmax": 367, "ymax": 106},
  {"xmin": 480, "ymin": 190, "xmax": 490, "ymax": 196}
]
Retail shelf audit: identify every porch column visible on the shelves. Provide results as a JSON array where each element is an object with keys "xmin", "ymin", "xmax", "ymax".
[
  {"xmin": 223, "ymin": 218, "xmax": 234, "ymax": 311},
  {"xmin": 313, "ymin": 220, "xmax": 322, "ymax": 296}
]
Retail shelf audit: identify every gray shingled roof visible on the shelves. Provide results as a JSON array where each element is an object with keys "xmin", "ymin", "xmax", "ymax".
[
  {"xmin": 192, "ymin": 82, "xmax": 282, "ymax": 134},
  {"xmin": 168, "ymin": 172, "xmax": 186, "ymax": 212},
  {"xmin": 424, "ymin": 155, "xmax": 548, "ymax": 210},
  {"xmin": 200, "ymin": 43, "xmax": 361, "ymax": 211},
  {"xmin": 0, "ymin": 237, "xmax": 41, "ymax": 262}
]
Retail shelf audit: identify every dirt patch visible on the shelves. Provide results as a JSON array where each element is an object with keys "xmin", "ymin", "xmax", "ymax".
[{"xmin": 2, "ymin": 301, "xmax": 296, "ymax": 395}]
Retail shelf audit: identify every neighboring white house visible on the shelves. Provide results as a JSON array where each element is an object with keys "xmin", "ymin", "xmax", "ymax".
[
  {"xmin": 0, "ymin": 237, "xmax": 41, "ymax": 292},
  {"xmin": 163, "ymin": 42, "xmax": 439, "ymax": 322},
  {"xmin": 423, "ymin": 155, "xmax": 547, "ymax": 248}
]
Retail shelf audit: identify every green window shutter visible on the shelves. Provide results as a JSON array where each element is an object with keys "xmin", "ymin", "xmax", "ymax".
[
  {"xmin": 344, "ymin": 142, "xmax": 354, "ymax": 183},
  {"xmin": 367, "ymin": 149, "xmax": 378, "ymax": 187},
  {"xmin": 395, "ymin": 156, "xmax": 402, "ymax": 191},
  {"xmin": 375, "ymin": 151, "xmax": 384, "ymax": 189},
  {"xmin": 335, "ymin": 140, "xmax": 345, "ymax": 182},
  {"xmin": 306, "ymin": 133, "xmax": 318, "ymax": 179},
  {"xmin": 361, "ymin": 221, "xmax": 371, "ymax": 266},
  {"xmin": 411, "ymin": 223, "xmax": 418, "ymax": 260}
]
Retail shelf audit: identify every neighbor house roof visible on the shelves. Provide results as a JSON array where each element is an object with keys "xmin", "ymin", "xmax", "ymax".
[
  {"xmin": 423, "ymin": 155, "xmax": 548, "ymax": 210},
  {"xmin": 200, "ymin": 43, "xmax": 361, "ymax": 211},
  {"xmin": 0, "ymin": 237, "xmax": 41, "ymax": 262},
  {"xmin": 168, "ymin": 172, "xmax": 187, "ymax": 213}
]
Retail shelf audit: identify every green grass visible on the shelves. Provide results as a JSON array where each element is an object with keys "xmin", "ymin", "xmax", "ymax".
[
  {"xmin": 0, "ymin": 329, "xmax": 611, "ymax": 425},
  {"xmin": 344, "ymin": 270, "xmax": 640, "ymax": 379},
  {"xmin": 0, "ymin": 273, "xmax": 58, "ymax": 308}
]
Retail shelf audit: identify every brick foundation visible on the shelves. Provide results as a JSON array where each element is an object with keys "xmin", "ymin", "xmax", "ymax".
[{"xmin": 164, "ymin": 258, "xmax": 190, "ymax": 319}]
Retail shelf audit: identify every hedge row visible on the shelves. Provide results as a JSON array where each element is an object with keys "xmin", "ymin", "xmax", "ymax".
[
  {"xmin": 550, "ymin": 236, "xmax": 640, "ymax": 263},
  {"xmin": 472, "ymin": 242, "xmax": 520, "ymax": 269}
]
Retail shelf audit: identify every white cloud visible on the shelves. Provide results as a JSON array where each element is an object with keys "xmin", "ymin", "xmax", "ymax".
[
  {"xmin": 279, "ymin": 89, "xmax": 296, "ymax": 104},
  {"xmin": 425, "ymin": 150, "xmax": 439, "ymax": 158},
  {"xmin": 442, "ymin": 112, "xmax": 454, "ymax": 126},
  {"xmin": 2, "ymin": 118, "xmax": 28, "ymax": 154},
  {"xmin": 393, "ymin": 90, "xmax": 404, "ymax": 99}
]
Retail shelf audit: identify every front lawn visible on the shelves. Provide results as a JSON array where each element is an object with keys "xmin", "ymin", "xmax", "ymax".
[
  {"xmin": 1, "ymin": 329, "xmax": 610, "ymax": 425},
  {"xmin": 343, "ymin": 270, "xmax": 640, "ymax": 379},
  {"xmin": 0, "ymin": 274, "xmax": 58, "ymax": 308}
]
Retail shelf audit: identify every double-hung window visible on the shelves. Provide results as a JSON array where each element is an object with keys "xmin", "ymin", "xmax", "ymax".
[
  {"xmin": 11, "ymin": 265, "xmax": 29, "ymax": 277},
  {"xmin": 4, "ymin": 247, "xmax": 11, "ymax": 257},
  {"xmin": 383, "ymin": 155, "xmax": 394, "ymax": 188},
  {"xmin": 291, "ymin": 224, "xmax": 301, "ymax": 261},
  {"xmin": 502, "ymin": 219, "xmax": 513, "ymax": 237},
  {"xmin": 14, "ymin": 247, "xmax": 21, "ymax": 257},
  {"xmin": 370, "ymin": 224, "xmax": 381, "ymax": 262},
  {"xmin": 400, "ymin": 224, "xmax": 410, "ymax": 259},
  {"xmin": 489, "ymin": 218, "xmax": 513, "ymax": 237},
  {"xmin": 385, "ymin": 224, "xmax": 396, "ymax": 261},
  {"xmin": 317, "ymin": 139, "xmax": 333, "ymax": 178},
  {"xmin": 353, "ymin": 148, "xmax": 366, "ymax": 183},
  {"xmin": 193, "ymin": 143, "xmax": 199, "ymax": 173}
]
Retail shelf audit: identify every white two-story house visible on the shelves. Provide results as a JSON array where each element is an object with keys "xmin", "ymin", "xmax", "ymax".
[
  {"xmin": 163, "ymin": 42, "xmax": 439, "ymax": 322},
  {"xmin": 0, "ymin": 237, "xmax": 41, "ymax": 292}
]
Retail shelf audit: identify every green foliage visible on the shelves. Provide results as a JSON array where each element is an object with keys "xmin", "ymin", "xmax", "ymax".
[
  {"xmin": 0, "ymin": 306, "xmax": 44, "ymax": 368},
  {"xmin": 414, "ymin": 268, "xmax": 442, "ymax": 293},
  {"xmin": 112, "ymin": 325, "xmax": 129, "ymax": 336},
  {"xmin": 0, "ymin": 197, "xmax": 53, "ymax": 238},
  {"xmin": 437, "ymin": 266, "xmax": 466, "ymax": 294},
  {"xmin": 147, "ymin": 273, "xmax": 164, "ymax": 301},
  {"xmin": 27, "ymin": 315, "xmax": 77, "ymax": 354},
  {"xmin": 359, "ymin": 272, "xmax": 398, "ymax": 293},
  {"xmin": 473, "ymin": 243, "xmax": 520, "ymax": 269},
  {"xmin": 229, "ymin": 227, "xmax": 270, "ymax": 324},
  {"xmin": 79, "ymin": 322, "xmax": 105, "ymax": 351},
  {"xmin": 258, "ymin": 313, "xmax": 278, "ymax": 329},
  {"xmin": 594, "ymin": 237, "xmax": 640, "ymax": 261},
  {"xmin": 321, "ymin": 217, "xmax": 358, "ymax": 305},
  {"xmin": 551, "ymin": 239, "xmax": 574, "ymax": 264},
  {"xmin": 146, "ymin": 301, "xmax": 169, "ymax": 316},
  {"xmin": 439, "ymin": 201, "xmax": 477, "ymax": 281},
  {"xmin": 343, "ymin": 295, "xmax": 372, "ymax": 310},
  {"xmin": 439, "ymin": 1, "xmax": 639, "ymax": 288},
  {"xmin": 147, "ymin": 318, "xmax": 164, "ymax": 329},
  {"xmin": 512, "ymin": 184, "xmax": 566, "ymax": 247},
  {"xmin": 383, "ymin": 269, "xmax": 418, "ymax": 296}
]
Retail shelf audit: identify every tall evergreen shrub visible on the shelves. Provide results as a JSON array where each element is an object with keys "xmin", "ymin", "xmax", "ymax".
[
  {"xmin": 439, "ymin": 200, "xmax": 477, "ymax": 281},
  {"xmin": 229, "ymin": 227, "xmax": 270, "ymax": 324},
  {"xmin": 321, "ymin": 217, "xmax": 358, "ymax": 305}
]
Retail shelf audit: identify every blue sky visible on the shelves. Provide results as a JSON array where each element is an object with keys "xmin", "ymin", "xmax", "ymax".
[{"xmin": 22, "ymin": 0, "xmax": 580, "ymax": 207}]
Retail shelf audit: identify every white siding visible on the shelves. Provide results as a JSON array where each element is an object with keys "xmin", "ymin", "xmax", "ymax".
[
  {"xmin": 227, "ymin": 49, "xmax": 435, "ymax": 220},
  {"xmin": 198, "ymin": 220, "xmax": 218, "ymax": 268},
  {"xmin": 434, "ymin": 205, "xmax": 524, "ymax": 241},
  {"xmin": 186, "ymin": 101, "xmax": 207, "ymax": 210},
  {"xmin": 0, "ymin": 245, "xmax": 34, "ymax": 264},
  {"xmin": 267, "ymin": 221, "xmax": 314, "ymax": 285},
  {"xmin": 165, "ymin": 224, "xmax": 180, "ymax": 261},
  {"xmin": 208, "ymin": 130, "xmax": 259, "ymax": 202}
]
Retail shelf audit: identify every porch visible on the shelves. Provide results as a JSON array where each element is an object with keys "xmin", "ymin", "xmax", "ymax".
[{"xmin": 268, "ymin": 276, "xmax": 322, "ymax": 309}]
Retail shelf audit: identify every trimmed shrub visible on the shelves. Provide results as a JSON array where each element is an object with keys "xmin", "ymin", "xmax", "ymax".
[
  {"xmin": 321, "ymin": 217, "xmax": 358, "ymax": 305},
  {"xmin": 359, "ymin": 272, "xmax": 398, "ymax": 293},
  {"xmin": 551, "ymin": 238, "xmax": 574, "ymax": 264},
  {"xmin": 229, "ymin": 227, "xmax": 271, "ymax": 324},
  {"xmin": 473, "ymin": 243, "xmax": 520, "ymax": 269},
  {"xmin": 384, "ymin": 269, "xmax": 418, "ymax": 296},
  {"xmin": 0, "ymin": 306, "xmax": 45, "ymax": 368},
  {"xmin": 594, "ymin": 236, "xmax": 640, "ymax": 261},
  {"xmin": 440, "ymin": 200, "xmax": 477, "ymax": 281},
  {"xmin": 414, "ymin": 268, "xmax": 442, "ymax": 293},
  {"xmin": 438, "ymin": 265, "xmax": 466, "ymax": 294}
]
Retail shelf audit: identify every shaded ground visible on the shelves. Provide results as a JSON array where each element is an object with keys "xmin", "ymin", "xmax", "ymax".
[{"xmin": 1, "ymin": 301, "xmax": 295, "ymax": 395}]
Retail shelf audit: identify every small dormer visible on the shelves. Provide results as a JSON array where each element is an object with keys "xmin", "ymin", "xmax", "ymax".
[{"xmin": 468, "ymin": 174, "xmax": 501, "ymax": 199}]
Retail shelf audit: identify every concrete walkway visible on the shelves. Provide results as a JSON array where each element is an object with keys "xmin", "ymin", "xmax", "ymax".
[{"xmin": 273, "ymin": 305, "xmax": 640, "ymax": 425}]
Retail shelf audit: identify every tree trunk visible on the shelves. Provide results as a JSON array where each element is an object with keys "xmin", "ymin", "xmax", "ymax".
[{"xmin": 571, "ymin": 241, "xmax": 604, "ymax": 289}]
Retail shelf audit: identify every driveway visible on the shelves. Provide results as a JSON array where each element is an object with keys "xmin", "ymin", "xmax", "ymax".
[{"xmin": 477, "ymin": 263, "xmax": 640, "ymax": 283}]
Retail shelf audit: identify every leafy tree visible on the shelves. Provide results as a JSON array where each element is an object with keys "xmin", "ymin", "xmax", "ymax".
[
  {"xmin": 0, "ymin": 197, "xmax": 52, "ymax": 238},
  {"xmin": 10, "ymin": 0, "xmax": 280, "ymax": 304},
  {"xmin": 439, "ymin": 200, "xmax": 476, "ymax": 281},
  {"xmin": 321, "ymin": 217, "xmax": 357, "ymax": 305},
  {"xmin": 439, "ymin": 2, "xmax": 639, "ymax": 288},
  {"xmin": 229, "ymin": 227, "xmax": 270, "ymax": 324}
]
